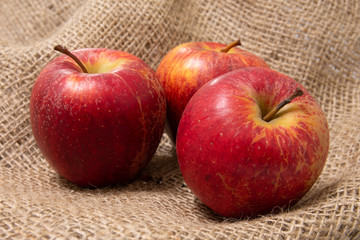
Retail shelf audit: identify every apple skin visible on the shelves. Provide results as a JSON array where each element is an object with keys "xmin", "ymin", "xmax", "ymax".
[
  {"xmin": 30, "ymin": 48, "xmax": 166, "ymax": 187},
  {"xmin": 176, "ymin": 67, "xmax": 329, "ymax": 218},
  {"xmin": 156, "ymin": 41, "xmax": 269, "ymax": 140}
]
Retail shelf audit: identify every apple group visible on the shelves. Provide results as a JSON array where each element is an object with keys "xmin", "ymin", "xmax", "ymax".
[{"xmin": 30, "ymin": 41, "xmax": 329, "ymax": 218}]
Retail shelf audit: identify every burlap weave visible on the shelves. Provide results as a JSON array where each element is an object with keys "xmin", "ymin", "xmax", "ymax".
[{"xmin": 1, "ymin": 0, "xmax": 359, "ymax": 239}]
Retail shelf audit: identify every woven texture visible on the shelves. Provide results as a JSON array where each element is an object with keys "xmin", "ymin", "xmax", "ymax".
[{"xmin": 1, "ymin": 0, "xmax": 359, "ymax": 239}]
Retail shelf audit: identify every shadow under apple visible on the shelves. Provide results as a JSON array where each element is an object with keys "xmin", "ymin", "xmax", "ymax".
[{"xmin": 50, "ymin": 147, "xmax": 180, "ymax": 194}]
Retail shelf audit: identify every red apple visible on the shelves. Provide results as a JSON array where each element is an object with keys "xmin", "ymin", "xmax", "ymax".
[
  {"xmin": 176, "ymin": 67, "xmax": 329, "ymax": 218},
  {"xmin": 30, "ymin": 46, "xmax": 166, "ymax": 187},
  {"xmin": 156, "ymin": 40, "xmax": 269, "ymax": 140}
]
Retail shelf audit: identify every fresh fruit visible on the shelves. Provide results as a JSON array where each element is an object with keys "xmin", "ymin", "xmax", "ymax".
[
  {"xmin": 30, "ymin": 45, "xmax": 166, "ymax": 187},
  {"xmin": 176, "ymin": 67, "xmax": 329, "ymax": 218},
  {"xmin": 156, "ymin": 40, "xmax": 269, "ymax": 140}
]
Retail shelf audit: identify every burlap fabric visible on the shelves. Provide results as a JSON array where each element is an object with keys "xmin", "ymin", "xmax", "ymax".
[{"xmin": 1, "ymin": 0, "xmax": 359, "ymax": 239}]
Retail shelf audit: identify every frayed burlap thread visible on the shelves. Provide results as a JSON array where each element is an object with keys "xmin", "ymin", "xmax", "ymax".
[{"xmin": 1, "ymin": 0, "xmax": 359, "ymax": 239}]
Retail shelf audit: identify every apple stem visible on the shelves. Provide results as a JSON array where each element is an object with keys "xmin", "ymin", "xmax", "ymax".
[
  {"xmin": 220, "ymin": 40, "xmax": 242, "ymax": 53},
  {"xmin": 262, "ymin": 87, "xmax": 304, "ymax": 122},
  {"xmin": 54, "ymin": 45, "xmax": 88, "ymax": 73}
]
